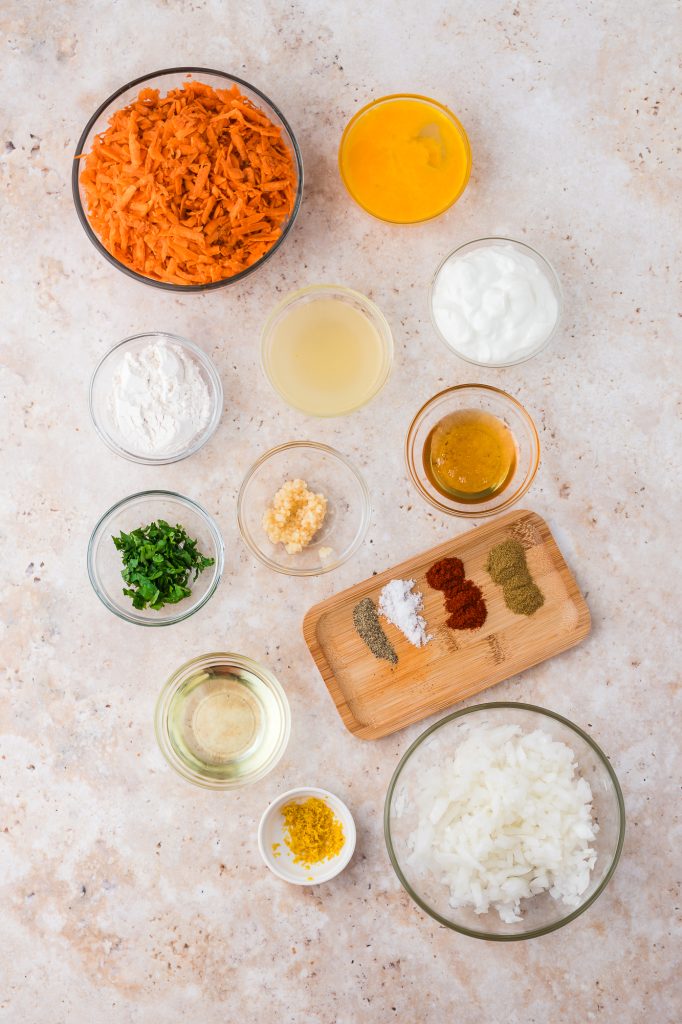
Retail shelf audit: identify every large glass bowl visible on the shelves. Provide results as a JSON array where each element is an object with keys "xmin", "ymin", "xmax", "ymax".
[
  {"xmin": 87, "ymin": 490, "xmax": 224, "ymax": 625},
  {"xmin": 155, "ymin": 653, "xmax": 290, "ymax": 790},
  {"xmin": 90, "ymin": 332, "xmax": 223, "ymax": 465},
  {"xmin": 237, "ymin": 442, "xmax": 371, "ymax": 576},
  {"xmin": 72, "ymin": 67, "xmax": 303, "ymax": 291},
  {"xmin": 385, "ymin": 703, "xmax": 625, "ymax": 941},
  {"xmin": 405, "ymin": 384, "xmax": 540, "ymax": 518}
]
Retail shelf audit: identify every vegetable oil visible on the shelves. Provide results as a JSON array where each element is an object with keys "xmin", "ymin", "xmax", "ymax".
[{"xmin": 167, "ymin": 666, "xmax": 283, "ymax": 782}]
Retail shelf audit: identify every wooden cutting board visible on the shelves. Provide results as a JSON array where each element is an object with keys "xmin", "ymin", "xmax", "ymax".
[{"xmin": 302, "ymin": 509, "xmax": 590, "ymax": 739}]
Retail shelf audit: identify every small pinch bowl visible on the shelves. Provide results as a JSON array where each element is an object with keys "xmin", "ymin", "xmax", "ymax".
[
  {"xmin": 405, "ymin": 384, "xmax": 540, "ymax": 518},
  {"xmin": 258, "ymin": 787, "xmax": 356, "ymax": 884},
  {"xmin": 384, "ymin": 703, "xmax": 625, "ymax": 941},
  {"xmin": 237, "ymin": 442, "xmax": 371, "ymax": 576},
  {"xmin": 90, "ymin": 332, "xmax": 223, "ymax": 465},
  {"xmin": 72, "ymin": 67, "xmax": 303, "ymax": 291},
  {"xmin": 87, "ymin": 490, "xmax": 224, "ymax": 626}
]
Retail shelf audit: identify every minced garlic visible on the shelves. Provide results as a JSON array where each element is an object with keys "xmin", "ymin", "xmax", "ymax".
[
  {"xmin": 279, "ymin": 796, "xmax": 345, "ymax": 867},
  {"xmin": 262, "ymin": 478, "xmax": 327, "ymax": 554}
]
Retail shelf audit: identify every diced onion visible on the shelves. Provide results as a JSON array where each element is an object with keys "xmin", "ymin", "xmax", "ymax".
[{"xmin": 407, "ymin": 724, "xmax": 598, "ymax": 923}]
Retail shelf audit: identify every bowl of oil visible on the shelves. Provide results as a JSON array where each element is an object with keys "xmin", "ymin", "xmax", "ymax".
[
  {"xmin": 154, "ymin": 653, "xmax": 291, "ymax": 789},
  {"xmin": 405, "ymin": 384, "xmax": 540, "ymax": 518}
]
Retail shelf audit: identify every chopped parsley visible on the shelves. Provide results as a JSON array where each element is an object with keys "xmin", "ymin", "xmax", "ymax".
[{"xmin": 112, "ymin": 519, "xmax": 214, "ymax": 611}]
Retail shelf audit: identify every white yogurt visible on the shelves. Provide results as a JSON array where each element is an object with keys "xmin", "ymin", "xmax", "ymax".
[{"xmin": 431, "ymin": 241, "xmax": 560, "ymax": 365}]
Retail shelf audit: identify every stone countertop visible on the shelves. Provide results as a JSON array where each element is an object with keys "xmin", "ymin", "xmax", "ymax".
[{"xmin": 1, "ymin": 1, "xmax": 679, "ymax": 1021}]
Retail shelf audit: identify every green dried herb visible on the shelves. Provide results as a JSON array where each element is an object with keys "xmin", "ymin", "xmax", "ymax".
[
  {"xmin": 353, "ymin": 597, "xmax": 398, "ymax": 664},
  {"xmin": 112, "ymin": 519, "xmax": 214, "ymax": 611},
  {"xmin": 485, "ymin": 539, "xmax": 545, "ymax": 616}
]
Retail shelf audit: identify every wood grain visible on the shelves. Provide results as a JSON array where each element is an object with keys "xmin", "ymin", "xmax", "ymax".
[{"xmin": 302, "ymin": 510, "xmax": 591, "ymax": 739}]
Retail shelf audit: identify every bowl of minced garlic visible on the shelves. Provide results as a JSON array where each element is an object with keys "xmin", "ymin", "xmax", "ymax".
[
  {"xmin": 237, "ymin": 441, "xmax": 371, "ymax": 576},
  {"xmin": 258, "ymin": 787, "xmax": 356, "ymax": 884}
]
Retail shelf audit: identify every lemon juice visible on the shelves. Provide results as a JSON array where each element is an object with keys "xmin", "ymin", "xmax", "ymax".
[{"xmin": 264, "ymin": 290, "xmax": 390, "ymax": 416}]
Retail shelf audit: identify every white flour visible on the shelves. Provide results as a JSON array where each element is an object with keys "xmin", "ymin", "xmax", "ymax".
[{"xmin": 111, "ymin": 340, "xmax": 212, "ymax": 455}]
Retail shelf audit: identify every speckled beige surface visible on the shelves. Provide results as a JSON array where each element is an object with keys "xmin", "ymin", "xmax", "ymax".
[{"xmin": 1, "ymin": 1, "xmax": 680, "ymax": 1021}]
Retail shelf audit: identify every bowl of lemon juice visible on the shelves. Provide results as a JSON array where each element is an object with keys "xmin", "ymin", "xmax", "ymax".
[
  {"xmin": 155, "ymin": 653, "xmax": 291, "ymax": 789},
  {"xmin": 261, "ymin": 284, "xmax": 393, "ymax": 417}
]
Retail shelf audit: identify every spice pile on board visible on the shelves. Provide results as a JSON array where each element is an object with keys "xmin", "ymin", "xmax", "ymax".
[
  {"xmin": 486, "ymin": 539, "xmax": 544, "ymax": 616},
  {"xmin": 426, "ymin": 556, "xmax": 487, "ymax": 630}
]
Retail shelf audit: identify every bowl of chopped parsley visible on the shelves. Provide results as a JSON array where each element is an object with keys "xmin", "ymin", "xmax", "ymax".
[{"xmin": 87, "ymin": 490, "xmax": 224, "ymax": 625}]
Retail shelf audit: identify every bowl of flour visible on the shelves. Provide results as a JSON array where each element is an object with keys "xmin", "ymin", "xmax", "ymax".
[{"xmin": 90, "ymin": 332, "xmax": 223, "ymax": 464}]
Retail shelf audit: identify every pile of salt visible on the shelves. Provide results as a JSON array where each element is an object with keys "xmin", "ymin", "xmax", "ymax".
[{"xmin": 378, "ymin": 578, "xmax": 431, "ymax": 648}]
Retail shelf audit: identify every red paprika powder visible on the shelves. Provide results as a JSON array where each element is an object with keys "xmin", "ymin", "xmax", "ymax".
[{"xmin": 426, "ymin": 556, "xmax": 487, "ymax": 631}]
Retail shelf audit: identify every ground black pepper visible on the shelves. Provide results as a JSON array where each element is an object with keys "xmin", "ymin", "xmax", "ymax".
[{"xmin": 353, "ymin": 597, "xmax": 398, "ymax": 664}]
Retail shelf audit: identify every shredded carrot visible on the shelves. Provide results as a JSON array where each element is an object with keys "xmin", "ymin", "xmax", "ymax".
[{"xmin": 78, "ymin": 81, "xmax": 298, "ymax": 285}]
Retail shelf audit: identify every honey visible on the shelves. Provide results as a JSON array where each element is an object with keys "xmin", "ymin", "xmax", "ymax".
[{"xmin": 423, "ymin": 409, "xmax": 517, "ymax": 503}]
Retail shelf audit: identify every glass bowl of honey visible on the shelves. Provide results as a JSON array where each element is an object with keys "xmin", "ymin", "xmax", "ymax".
[{"xmin": 405, "ymin": 385, "xmax": 540, "ymax": 518}]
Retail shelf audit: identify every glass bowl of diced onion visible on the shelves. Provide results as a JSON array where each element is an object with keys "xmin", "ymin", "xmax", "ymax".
[{"xmin": 384, "ymin": 703, "xmax": 625, "ymax": 940}]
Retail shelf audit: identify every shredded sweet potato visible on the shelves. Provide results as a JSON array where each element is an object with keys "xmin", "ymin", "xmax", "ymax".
[{"xmin": 78, "ymin": 81, "xmax": 298, "ymax": 285}]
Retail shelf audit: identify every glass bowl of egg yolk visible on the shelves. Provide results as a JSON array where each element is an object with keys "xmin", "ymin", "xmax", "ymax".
[{"xmin": 338, "ymin": 94, "xmax": 471, "ymax": 224}]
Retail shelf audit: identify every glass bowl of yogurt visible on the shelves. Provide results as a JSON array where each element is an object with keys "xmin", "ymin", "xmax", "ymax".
[
  {"xmin": 90, "ymin": 332, "xmax": 223, "ymax": 464},
  {"xmin": 429, "ymin": 238, "xmax": 562, "ymax": 367}
]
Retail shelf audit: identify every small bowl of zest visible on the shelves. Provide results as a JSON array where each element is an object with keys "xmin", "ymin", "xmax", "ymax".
[
  {"xmin": 405, "ymin": 385, "xmax": 540, "ymax": 518},
  {"xmin": 338, "ymin": 94, "xmax": 471, "ymax": 224},
  {"xmin": 258, "ymin": 787, "xmax": 356, "ymax": 885}
]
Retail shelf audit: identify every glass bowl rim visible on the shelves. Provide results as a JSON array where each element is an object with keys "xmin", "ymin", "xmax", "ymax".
[
  {"xmin": 237, "ymin": 440, "xmax": 372, "ymax": 576},
  {"xmin": 89, "ymin": 331, "xmax": 224, "ymax": 465},
  {"xmin": 154, "ymin": 651, "xmax": 291, "ymax": 790},
  {"xmin": 260, "ymin": 282, "xmax": 394, "ymax": 417},
  {"xmin": 384, "ymin": 701, "xmax": 626, "ymax": 941},
  {"xmin": 338, "ymin": 92, "xmax": 472, "ymax": 225},
  {"xmin": 87, "ymin": 488, "xmax": 225, "ymax": 626},
  {"xmin": 71, "ymin": 66, "xmax": 304, "ymax": 292},
  {"xmin": 429, "ymin": 236, "xmax": 563, "ymax": 367},
  {"xmin": 405, "ymin": 383, "xmax": 540, "ymax": 518}
]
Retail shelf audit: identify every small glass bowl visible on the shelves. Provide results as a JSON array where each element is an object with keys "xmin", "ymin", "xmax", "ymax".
[
  {"xmin": 385, "ymin": 703, "xmax": 626, "ymax": 941},
  {"xmin": 430, "ymin": 237, "xmax": 562, "ymax": 367},
  {"xmin": 87, "ymin": 490, "xmax": 224, "ymax": 626},
  {"xmin": 260, "ymin": 284, "xmax": 394, "ymax": 417},
  {"xmin": 72, "ymin": 67, "xmax": 303, "ymax": 291},
  {"xmin": 90, "ymin": 332, "xmax": 223, "ymax": 465},
  {"xmin": 338, "ymin": 93, "xmax": 471, "ymax": 224},
  {"xmin": 155, "ymin": 653, "xmax": 290, "ymax": 790},
  {"xmin": 405, "ymin": 384, "xmax": 540, "ymax": 518},
  {"xmin": 237, "ymin": 442, "xmax": 371, "ymax": 576}
]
